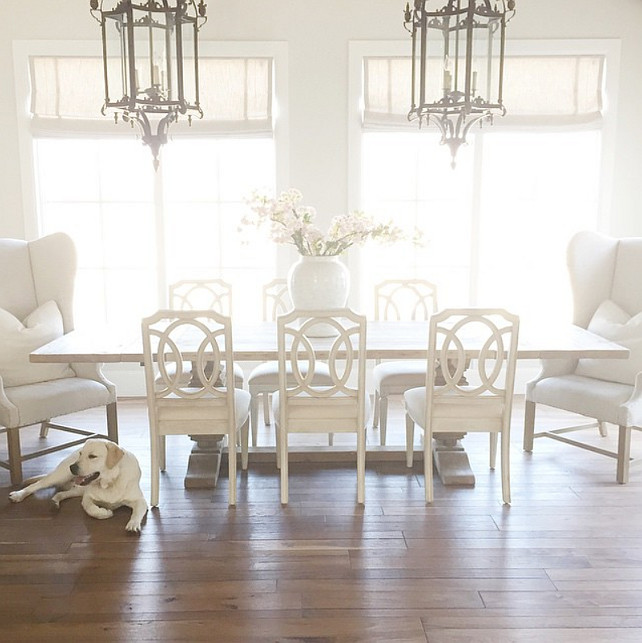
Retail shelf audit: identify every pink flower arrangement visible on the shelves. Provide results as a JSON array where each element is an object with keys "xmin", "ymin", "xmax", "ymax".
[{"xmin": 242, "ymin": 189, "xmax": 419, "ymax": 256}]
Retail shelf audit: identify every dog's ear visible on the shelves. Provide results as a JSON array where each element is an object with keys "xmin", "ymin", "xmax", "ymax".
[{"xmin": 105, "ymin": 442, "xmax": 125, "ymax": 470}]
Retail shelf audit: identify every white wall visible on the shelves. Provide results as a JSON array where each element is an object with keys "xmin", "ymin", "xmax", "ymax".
[{"xmin": 2, "ymin": 0, "xmax": 642, "ymax": 240}]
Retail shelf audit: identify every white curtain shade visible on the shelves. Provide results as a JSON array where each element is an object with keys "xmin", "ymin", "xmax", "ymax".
[
  {"xmin": 363, "ymin": 55, "xmax": 605, "ymax": 129},
  {"xmin": 29, "ymin": 56, "xmax": 273, "ymax": 136}
]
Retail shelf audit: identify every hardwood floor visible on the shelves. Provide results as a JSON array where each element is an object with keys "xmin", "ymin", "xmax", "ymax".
[{"xmin": 2, "ymin": 396, "xmax": 642, "ymax": 642}]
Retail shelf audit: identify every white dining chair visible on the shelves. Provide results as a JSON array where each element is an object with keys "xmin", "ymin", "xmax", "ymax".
[
  {"xmin": 404, "ymin": 308, "xmax": 520, "ymax": 504},
  {"xmin": 168, "ymin": 278, "xmax": 244, "ymax": 389},
  {"xmin": 524, "ymin": 231, "xmax": 642, "ymax": 483},
  {"xmin": 141, "ymin": 310, "xmax": 250, "ymax": 506},
  {"xmin": 372, "ymin": 279, "xmax": 438, "ymax": 445},
  {"xmin": 247, "ymin": 280, "xmax": 332, "ymax": 447},
  {"xmin": 273, "ymin": 308, "xmax": 368, "ymax": 504}
]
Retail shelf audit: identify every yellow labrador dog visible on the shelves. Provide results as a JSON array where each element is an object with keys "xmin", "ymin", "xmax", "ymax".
[{"xmin": 9, "ymin": 438, "xmax": 148, "ymax": 532}]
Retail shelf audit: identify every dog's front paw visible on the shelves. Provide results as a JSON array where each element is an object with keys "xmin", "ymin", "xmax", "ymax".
[
  {"xmin": 125, "ymin": 519, "xmax": 142, "ymax": 533},
  {"xmin": 9, "ymin": 490, "xmax": 27, "ymax": 503}
]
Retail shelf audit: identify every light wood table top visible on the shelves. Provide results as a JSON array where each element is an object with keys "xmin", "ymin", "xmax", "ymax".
[{"xmin": 30, "ymin": 320, "xmax": 629, "ymax": 364}]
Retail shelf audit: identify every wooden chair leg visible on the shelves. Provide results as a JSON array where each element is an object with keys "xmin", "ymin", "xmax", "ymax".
[
  {"xmin": 424, "ymin": 427, "xmax": 433, "ymax": 504},
  {"xmin": 598, "ymin": 421, "xmax": 608, "ymax": 437},
  {"xmin": 106, "ymin": 402, "xmax": 119, "ymax": 443},
  {"xmin": 228, "ymin": 431, "xmax": 237, "ymax": 506},
  {"xmin": 241, "ymin": 419, "xmax": 249, "ymax": 471},
  {"xmin": 7, "ymin": 428, "xmax": 23, "ymax": 486},
  {"xmin": 523, "ymin": 400, "xmax": 536, "ymax": 452},
  {"xmin": 379, "ymin": 396, "xmax": 389, "ymax": 446},
  {"xmin": 372, "ymin": 390, "xmax": 380, "ymax": 429},
  {"xmin": 357, "ymin": 427, "xmax": 366, "ymax": 505},
  {"xmin": 159, "ymin": 435, "xmax": 166, "ymax": 471},
  {"xmin": 616, "ymin": 425, "xmax": 632, "ymax": 484},
  {"xmin": 501, "ymin": 432, "xmax": 511, "ymax": 505},
  {"xmin": 490, "ymin": 432, "xmax": 498, "ymax": 470},
  {"xmin": 150, "ymin": 434, "xmax": 160, "ymax": 507},
  {"xmin": 39, "ymin": 421, "xmax": 50, "ymax": 438},
  {"xmin": 262, "ymin": 392, "xmax": 271, "ymax": 426},
  {"xmin": 249, "ymin": 393, "xmax": 259, "ymax": 447},
  {"xmin": 279, "ymin": 426, "xmax": 288, "ymax": 505},
  {"xmin": 405, "ymin": 414, "xmax": 415, "ymax": 468}
]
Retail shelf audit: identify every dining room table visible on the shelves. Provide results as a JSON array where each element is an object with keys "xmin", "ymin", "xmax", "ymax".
[{"xmin": 30, "ymin": 319, "xmax": 629, "ymax": 489}]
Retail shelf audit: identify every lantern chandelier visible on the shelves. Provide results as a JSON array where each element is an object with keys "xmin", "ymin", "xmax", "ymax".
[
  {"xmin": 90, "ymin": 0, "xmax": 207, "ymax": 169},
  {"xmin": 404, "ymin": 0, "xmax": 516, "ymax": 168}
]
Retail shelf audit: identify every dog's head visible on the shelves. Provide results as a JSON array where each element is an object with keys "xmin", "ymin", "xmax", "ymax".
[{"xmin": 69, "ymin": 438, "xmax": 125, "ymax": 488}]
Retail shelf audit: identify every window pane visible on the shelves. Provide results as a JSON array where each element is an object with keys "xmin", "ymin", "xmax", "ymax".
[
  {"xmin": 360, "ymin": 131, "xmax": 474, "ymax": 314},
  {"xmin": 359, "ymin": 129, "xmax": 601, "ymax": 325},
  {"xmin": 35, "ymin": 135, "xmax": 276, "ymax": 327}
]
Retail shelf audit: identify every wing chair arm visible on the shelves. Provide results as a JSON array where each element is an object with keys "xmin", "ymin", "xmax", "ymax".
[
  {"xmin": 71, "ymin": 362, "xmax": 117, "ymax": 396},
  {"xmin": 0, "ymin": 374, "xmax": 19, "ymax": 427},
  {"xmin": 527, "ymin": 357, "xmax": 578, "ymax": 388}
]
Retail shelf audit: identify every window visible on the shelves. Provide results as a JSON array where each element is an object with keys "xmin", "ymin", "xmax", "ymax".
[
  {"xmin": 21, "ymin": 44, "xmax": 284, "ymax": 330},
  {"xmin": 352, "ymin": 41, "xmax": 617, "ymax": 326},
  {"xmin": 35, "ymin": 136, "xmax": 275, "ymax": 331}
]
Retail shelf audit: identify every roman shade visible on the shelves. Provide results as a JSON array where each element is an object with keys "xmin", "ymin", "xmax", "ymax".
[
  {"xmin": 363, "ymin": 55, "xmax": 604, "ymax": 129},
  {"xmin": 29, "ymin": 56, "xmax": 273, "ymax": 136}
]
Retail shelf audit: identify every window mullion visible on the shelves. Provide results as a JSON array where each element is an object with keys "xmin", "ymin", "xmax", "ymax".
[{"xmin": 154, "ymin": 163, "xmax": 167, "ymax": 308}]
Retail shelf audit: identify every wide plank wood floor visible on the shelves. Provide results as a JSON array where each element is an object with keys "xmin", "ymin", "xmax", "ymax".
[{"xmin": 2, "ymin": 396, "xmax": 642, "ymax": 642}]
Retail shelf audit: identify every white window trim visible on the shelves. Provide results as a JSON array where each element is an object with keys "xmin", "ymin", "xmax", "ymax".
[{"xmin": 13, "ymin": 39, "xmax": 290, "ymax": 242}]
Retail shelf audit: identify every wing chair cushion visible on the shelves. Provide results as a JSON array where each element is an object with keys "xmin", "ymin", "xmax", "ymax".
[
  {"xmin": 2, "ymin": 377, "xmax": 114, "ymax": 428},
  {"xmin": 575, "ymin": 299, "xmax": 642, "ymax": 385},
  {"xmin": 0, "ymin": 300, "xmax": 74, "ymax": 387}
]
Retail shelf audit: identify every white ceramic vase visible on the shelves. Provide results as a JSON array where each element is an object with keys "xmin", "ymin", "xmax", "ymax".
[{"xmin": 287, "ymin": 255, "xmax": 350, "ymax": 337}]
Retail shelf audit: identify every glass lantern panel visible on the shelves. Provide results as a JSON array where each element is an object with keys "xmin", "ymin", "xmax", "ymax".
[
  {"xmin": 131, "ymin": 6, "xmax": 171, "ymax": 100},
  {"xmin": 104, "ymin": 13, "xmax": 130, "ymax": 104},
  {"xmin": 470, "ymin": 16, "xmax": 503, "ymax": 106},
  {"xmin": 180, "ymin": 19, "xmax": 198, "ymax": 108}
]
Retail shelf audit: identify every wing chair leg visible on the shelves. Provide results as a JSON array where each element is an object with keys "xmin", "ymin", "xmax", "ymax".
[
  {"xmin": 7, "ymin": 428, "xmax": 23, "ymax": 486},
  {"xmin": 524, "ymin": 400, "xmax": 536, "ymax": 452},
  {"xmin": 106, "ymin": 402, "xmax": 119, "ymax": 443},
  {"xmin": 39, "ymin": 421, "xmax": 50, "ymax": 438},
  {"xmin": 616, "ymin": 425, "xmax": 632, "ymax": 484}
]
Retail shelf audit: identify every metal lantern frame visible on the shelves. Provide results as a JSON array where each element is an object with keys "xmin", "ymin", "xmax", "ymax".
[
  {"xmin": 404, "ymin": 0, "xmax": 516, "ymax": 167},
  {"xmin": 90, "ymin": 0, "xmax": 207, "ymax": 168}
]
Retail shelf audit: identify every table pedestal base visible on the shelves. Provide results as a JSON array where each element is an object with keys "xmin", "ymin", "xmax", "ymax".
[
  {"xmin": 184, "ymin": 435, "xmax": 224, "ymax": 489},
  {"xmin": 432, "ymin": 435, "xmax": 475, "ymax": 486},
  {"xmin": 182, "ymin": 435, "xmax": 477, "ymax": 489}
]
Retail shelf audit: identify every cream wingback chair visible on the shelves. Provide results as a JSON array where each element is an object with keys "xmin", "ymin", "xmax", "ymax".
[
  {"xmin": 524, "ymin": 231, "xmax": 642, "ymax": 483},
  {"xmin": 0, "ymin": 233, "xmax": 117, "ymax": 485},
  {"xmin": 372, "ymin": 279, "xmax": 438, "ymax": 445}
]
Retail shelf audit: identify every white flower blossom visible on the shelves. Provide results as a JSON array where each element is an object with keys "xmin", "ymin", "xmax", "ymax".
[{"xmin": 240, "ymin": 189, "xmax": 421, "ymax": 256}]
